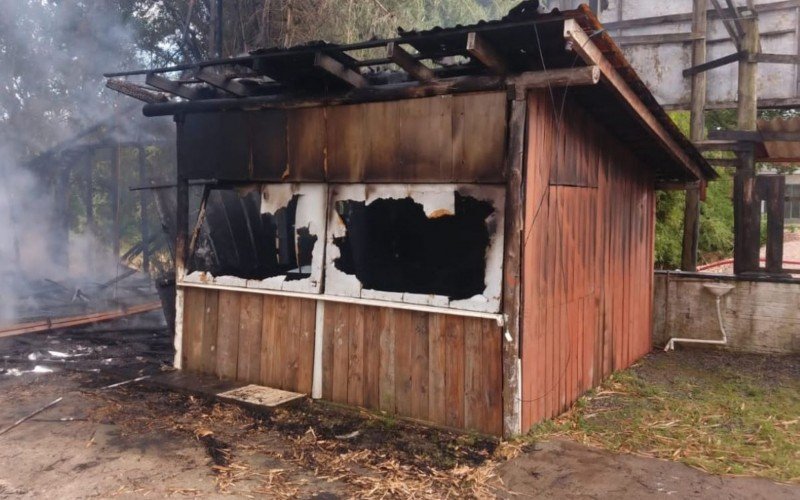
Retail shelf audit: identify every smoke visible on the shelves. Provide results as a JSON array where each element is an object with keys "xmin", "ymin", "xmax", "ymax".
[{"xmin": 0, "ymin": 1, "xmax": 171, "ymax": 324}]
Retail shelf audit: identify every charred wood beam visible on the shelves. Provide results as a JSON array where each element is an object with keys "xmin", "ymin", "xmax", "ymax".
[
  {"xmin": 145, "ymin": 73, "xmax": 201, "ymax": 100},
  {"xmin": 313, "ymin": 52, "xmax": 368, "ymax": 88},
  {"xmin": 682, "ymin": 51, "xmax": 746, "ymax": 77},
  {"xmin": 195, "ymin": 67, "xmax": 253, "ymax": 96},
  {"xmin": 143, "ymin": 68, "xmax": 600, "ymax": 116},
  {"xmin": 0, "ymin": 301, "xmax": 162, "ymax": 339},
  {"xmin": 105, "ymin": 79, "xmax": 168, "ymax": 103},
  {"xmin": 106, "ymin": 15, "xmax": 574, "ymax": 78},
  {"xmin": 466, "ymin": 32, "xmax": 508, "ymax": 75},
  {"xmin": 386, "ymin": 42, "xmax": 434, "ymax": 82},
  {"xmin": 757, "ymin": 175, "xmax": 786, "ymax": 274}
]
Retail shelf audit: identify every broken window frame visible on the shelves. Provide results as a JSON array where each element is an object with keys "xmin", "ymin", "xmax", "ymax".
[
  {"xmin": 324, "ymin": 184, "xmax": 505, "ymax": 314},
  {"xmin": 182, "ymin": 183, "xmax": 327, "ymax": 294}
]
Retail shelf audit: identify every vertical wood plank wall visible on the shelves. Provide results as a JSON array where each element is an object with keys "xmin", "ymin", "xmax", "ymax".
[
  {"xmin": 320, "ymin": 303, "xmax": 502, "ymax": 435},
  {"xmin": 181, "ymin": 291, "xmax": 503, "ymax": 435},
  {"xmin": 520, "ymin": 91, "xmax": 656, "ymax": 430},
  {"xmin": 181, "ymin": 289, "xmax": 316, "ymax": 394}
]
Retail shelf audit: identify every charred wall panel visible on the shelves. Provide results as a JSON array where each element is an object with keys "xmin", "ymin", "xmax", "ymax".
[
  {"xmin": 520, "ymin": 91, "xmax": 655, "ymax": 431},
  {"xmin": 181, "ymin": 113, "xmax": 251, "ymax": 180},
  {"xmin": 177, "ymin": 93, "xmax": 507, "ymax": 183}
]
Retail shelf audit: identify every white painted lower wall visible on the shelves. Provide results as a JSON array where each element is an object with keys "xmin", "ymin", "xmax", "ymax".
[{"xmin": 653, "ymin": 272, "xmax": 800, "ymax": 354}]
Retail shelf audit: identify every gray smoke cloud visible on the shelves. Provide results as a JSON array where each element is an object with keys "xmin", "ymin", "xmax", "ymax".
[{"xmin": 0, "ymin": 1, "xmax": 172, "ymax": 324}]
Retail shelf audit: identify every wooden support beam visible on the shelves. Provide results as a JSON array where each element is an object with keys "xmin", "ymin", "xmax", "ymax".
[
  {"xmin": 175, "ymin": 117, "xmax": 189, "ymax": 279},
  {"xmin": 656, "ymin": 181, "xmax": 695, "ymax": 190},
  {"xmin": 682, "ymin": 51, "xmax": 746, "ymax": 76},
  {"xmin": 758, "ymin": 175, "xmax": 786, "ymax": 274},
  {"xmin": 705, "ymin": 157, "xmax": 740, "ymax": 167},
  {"xmin": 111, "ymin": 144, "xmax": 121, "ymax": 263},
  {"xmin": 509, "ymin": 65, "xmax": 600, "ymax": 89},
  {"xmin": 466, "ymin": 32, "xmax": 508, "ymax": 75},
  {"xmin": 734, "ymin": 16, "xmax": 761, "ymax": 275},
  {"xmin": 709, "ymin": 129, "xmax": 800, "ymax": 141},
  {"xmin": 138, "ymin": 146, "xmax": 150, "ymax": 274},
  {"xmin": 563, "ymin": 19, "xmax": 704, "ymax": 181},
  {"xmin": 84, "ymin": 151, "xmax": 94, "ymax": 235},
  {"xmin": 313, "ymin": 52, "xmax": 368, "ymax": 88},
  {"xmin": 683, "ymin": 0, "xmax": 708, "ymax": 273},
  {"xmin": 195, "ymin": 67, "xmax": 252, "ymax": 96},
  {"xmin": 724, "ymin": 0, "xmax": 746, "ymax": 37},
  {"xmin": 710, "ymin": 0, "xmax": 742, "ymax": 46},
  {"xmin": 694, "ymin": 139, "xmax": 755, "ymax": 152},
  {"xmin": 386, "ymin": 42, "xmax": 434, "ymax": 82},
  {"xmin": 501, "ymin": 91, "xmax": 526, "ymax": 438},
  {"xmin": 144, "ymin": 68, "xmax": 600, "ymax": 116},
  {"xmin": 615, "ymin": 32, "xmax": 705, "ymax": 45},
  {"xmin": 146, "ymin": 73, "xmax": 201, "ymax": 100},
  {"xmin": 756, "ymin": 53, "xmax": 800, "ymax": 64},
  {"xmin": 105, "ymin": 79, "xmax": 168, "ymax": 104}
]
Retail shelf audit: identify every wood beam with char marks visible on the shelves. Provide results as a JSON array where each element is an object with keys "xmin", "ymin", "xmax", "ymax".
[
  {"xmin": 386, "ymin": 42, "xmax": 434, "ymax": 82},
  {"xmin": 145, "ymin": 73, "xmax": 201, "ymax": 100},
  {"xmin": 195, "ymin": 67, "xmax": 253, "ymax": 97},
  {"xmin": 314, "ymin": 52, "xmax": 368, "ymax": 88},
  {"xmin": 466, "ymin": 32, "xmax": 508, "ymax": 75}
]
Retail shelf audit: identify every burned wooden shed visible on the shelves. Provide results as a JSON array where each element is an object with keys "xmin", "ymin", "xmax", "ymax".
[{"xmin": 106, "ymin": 2, "xmax": 715, "ymax": 436}]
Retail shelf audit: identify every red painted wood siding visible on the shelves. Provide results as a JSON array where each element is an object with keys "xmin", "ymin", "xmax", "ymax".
[{"xmin": 520, "ymin": 91, "xmax": 656, "ymax": 430}]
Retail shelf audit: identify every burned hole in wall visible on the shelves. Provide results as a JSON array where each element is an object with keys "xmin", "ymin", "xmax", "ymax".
[
  {"xmin": 189, "ymin": 188, "xmax": 317, "ymax": 281},
  {"xmin": 332, "ymin": 192, "xmax": 495, "ymax": 300}
]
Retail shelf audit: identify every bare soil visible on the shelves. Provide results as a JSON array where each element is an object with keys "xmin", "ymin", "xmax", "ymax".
[{"xmin": 0, "ymin": 327, "xmax": 798, "ymax": 498}]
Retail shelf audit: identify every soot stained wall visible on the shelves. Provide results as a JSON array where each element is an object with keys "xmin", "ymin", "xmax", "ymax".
[{"xmin": 332, "ymin": 193, "xmax": 494, "ymax": 300}]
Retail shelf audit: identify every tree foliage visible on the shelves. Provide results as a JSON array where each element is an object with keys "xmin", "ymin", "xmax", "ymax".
[{"xmin": 657, "ymin": 111, "xmax": 734, "ymax": 269}]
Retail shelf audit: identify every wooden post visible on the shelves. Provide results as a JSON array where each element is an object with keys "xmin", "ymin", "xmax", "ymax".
[
  {"xmin": 682, "ymin": 0, "xmax": 708, "ymax": 272},
  {"xmin": 502, "ymin": 87, "xmax": 526, "ymax": 438},
  {"xmin": 174, "ymin": 114, "xmax": 189, "ymax": 369},
  {"xmin": 111, "ymin": 144, "xmax": 121, "ymax": 264},
  {"xmin": 84, "ymin": 151, "xmax": 94, "ymax": 235},
  {"xmin": 174, "ymin": 117, "xmax": 189, "ymax": 280},
  {"xmin": 53, "ymin": 166, "xmax": 71, "ymax": 270},
  {"xmin": 733, "ymin": 15, "xmax": 760, "ymax": 274},
  {"xmin": 138, "ymin": 146, "xmax": 150, "ymax": 274},
  {"xmin": 759, "ymin": 175, "xmax": 786, "ymax": 274}
]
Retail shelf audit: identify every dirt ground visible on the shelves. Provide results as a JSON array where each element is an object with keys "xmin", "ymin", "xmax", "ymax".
[{"xmin": 1, "ymin": 326, "xmax": 799, "ymax": 498}]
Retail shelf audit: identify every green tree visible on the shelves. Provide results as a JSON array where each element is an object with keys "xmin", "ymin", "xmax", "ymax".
[{"xmin": 657, "ymin": 111, "xmax": 734, "ymax": 268}]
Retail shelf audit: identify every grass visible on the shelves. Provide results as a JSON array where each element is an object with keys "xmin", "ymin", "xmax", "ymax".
[{"xmin": 524, "ymin": 350, "xmax": 800, "ymax": 484}]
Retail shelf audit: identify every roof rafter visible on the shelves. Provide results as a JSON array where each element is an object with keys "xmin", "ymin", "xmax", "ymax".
[{"xmin": 466, "ymin": 32, "xmax": 509, "ymax": 75}]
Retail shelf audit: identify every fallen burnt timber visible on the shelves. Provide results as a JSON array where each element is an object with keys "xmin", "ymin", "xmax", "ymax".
[
  {"xmin": 0, "ymin": 301, "xmax": 162, "ymax": 339},
  {"xmin": 106, "ymin": 1, "xmax": 715, "ymax": 437}
]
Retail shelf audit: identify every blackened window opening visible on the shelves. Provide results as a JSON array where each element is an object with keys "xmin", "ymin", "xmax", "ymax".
[
  {"xmin": 333, "ymin": 192, "xmax": 493, "ymax": 300},
  {"xmin": 189, "ymin": 189, "xmax": 317, "ymax": 280}
]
